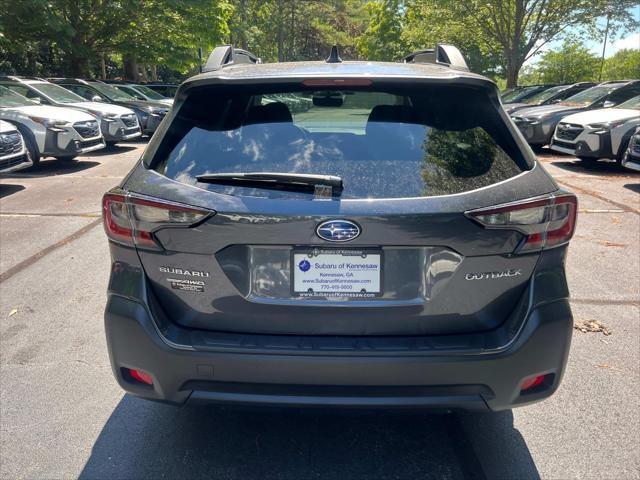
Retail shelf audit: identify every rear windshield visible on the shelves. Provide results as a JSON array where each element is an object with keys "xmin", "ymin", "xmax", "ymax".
[{"xmin": 153, "ymin": 86, "xmax": 527, "ymax": 199}]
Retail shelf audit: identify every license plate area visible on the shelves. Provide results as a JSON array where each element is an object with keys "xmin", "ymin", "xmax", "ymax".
[{"xmin": 291, "ymin": 248, "xmax": 383, "ymax": 298}]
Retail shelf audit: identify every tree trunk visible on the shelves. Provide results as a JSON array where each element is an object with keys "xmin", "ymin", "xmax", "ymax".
[
  {"xmin": 505, "ymin": 56, "xmax": 521, "ymax": 88},
  {"xmin": 150, "ymin": 64, "xmax": 158, "ymax": 81},
  {"xmin": 123, "ymin": 54, "xmax": 138, "ymax": 82},
  {"xmin": 100, "ymin": 54, "xmax": 107, "ymax": 79}
]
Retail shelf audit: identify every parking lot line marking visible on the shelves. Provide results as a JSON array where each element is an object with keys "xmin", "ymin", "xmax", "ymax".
[
  {"xmin": 0, "ymin": 212, "xmax": 100, "ymax": 218},
  {"xmin": 0, "ymin": 218, "xmax": 102, "ymax": 284},
  {"xmin": 579, "ymin": 209, "xmax": 625, "ymax": 213},
  {"xmin": 570, "ymin": 298, "xmax": 639, "ymax": 307},
  {"xmin": 555, "ymin": 179, "xmax": 639, "ymax": 215}
]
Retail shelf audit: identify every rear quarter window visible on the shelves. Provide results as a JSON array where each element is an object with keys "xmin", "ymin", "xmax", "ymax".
[{"xmin": 153, "ymin": 85, "xmax": 528, "ymax": 199}]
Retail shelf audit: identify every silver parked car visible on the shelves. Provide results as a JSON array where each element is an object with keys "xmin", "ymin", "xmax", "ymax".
[{"xmin": 0, "ymin": 119, "xmax": 32, "ymax": 173}]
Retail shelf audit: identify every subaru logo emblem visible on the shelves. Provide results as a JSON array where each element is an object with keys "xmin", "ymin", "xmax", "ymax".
[{"xmin": 316, "ymin": 220, "xmax": 361, "ymax": 242}]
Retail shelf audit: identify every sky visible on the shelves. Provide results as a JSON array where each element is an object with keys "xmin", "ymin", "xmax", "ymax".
[{"xmin": 525, "ymin": 7, "xmax": 640, "ymax": 66}]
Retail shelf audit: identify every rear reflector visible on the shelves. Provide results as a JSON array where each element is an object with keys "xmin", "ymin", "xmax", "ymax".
[
  {"xmin": 521, "ymin": 374, "xmax": 546, "ymax": 392},
  {"xmin": 128, "ymin": 368, "xmax": 153, "ymax": 386},
  {"xmin": 103, "ymin": 190, "xmax": 212, "ymax": 250},
  {"xmin": 466, "ymin": 192, "xmax": 577, "ymax": 253}
]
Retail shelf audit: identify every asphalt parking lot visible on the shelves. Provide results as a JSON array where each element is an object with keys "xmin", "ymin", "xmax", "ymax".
[{"xmin": 1, "ymin": 142, "xmax": 638, "ymax": 480}]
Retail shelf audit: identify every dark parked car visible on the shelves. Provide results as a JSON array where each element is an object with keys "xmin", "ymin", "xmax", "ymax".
[
  {"xmin": 47, "ymin": 78, "xmax": 169, "ymax": 136},
  {"xmin": 103, "ymin": 45, "xmax": 577, "ymax": 411},
  {"xmin": 143, "ymin": 83, "xmax": 179, "ymax": 98},
  {"xmin": 503, "ymin": 82, "xmax": 596, "ymax": 114},
  {"xmin": 103, "ymin": 80, "xmax": 173, "ymax": 106},
  {"xmin": 500, "ymin": 84, "xmax": 557, "ymax": 104},
  {"xmin": 511, "ymin": 80, "xmax": 640, "ymax": 147}
]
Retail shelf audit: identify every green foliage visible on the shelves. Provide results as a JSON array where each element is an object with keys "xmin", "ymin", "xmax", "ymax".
[
  {"xmin": 602, "ymin": 49, "xmax": 640, "ymax": 80},
  {"xmin": 536, "ymin": 41, "xmax": 600, "ymax": 83},
  {"xmin": 357, "ymin": 0, "xmax": 404, "ymax": 61},
  {"xmin": 402, "ymin": 1, "xmax": 503, "ymax": 78},
  {"xmin": 0, "ymin": 0, "xmax": 638, "ymax": 83},
  {"xmin": 0, "ymin": 0, "xmax": 231, "ymax": 78},
  {"xmin": 227, "ymin": 0, "xmax": 368, "ymax": 62}
]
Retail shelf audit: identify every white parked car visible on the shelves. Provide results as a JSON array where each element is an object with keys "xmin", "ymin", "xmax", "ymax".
[
  {"xmin": 0, "ymin": 76, "xmax": 141, "ymax": 145},
  {"xmin": 0, "ymin": 119, "xmax": 32, "ymax": 173},
  {"xmin": 0, "ymin": 85, "xmax": 105, "ymax": 165},
  {"xmin": 550, "ymin": 95, "xmax": 640, "ymax": 164}
]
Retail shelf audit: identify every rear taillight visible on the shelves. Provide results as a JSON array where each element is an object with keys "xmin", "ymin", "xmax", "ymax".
[
  {"xmin": 102, "ymin": 190, "xmax": 212, "ymax": 250},
  {"xmin": 466, "ymin": 192, "xmax": 577, "ymax": 253}
]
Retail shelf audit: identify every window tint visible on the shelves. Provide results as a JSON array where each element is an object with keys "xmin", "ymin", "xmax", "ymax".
[{"xmin": 154, "ymin": 87, "xmax": 526, "ymax": 199}]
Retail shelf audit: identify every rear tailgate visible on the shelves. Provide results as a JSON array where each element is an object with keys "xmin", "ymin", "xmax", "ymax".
[{"xmin": 111, "ymin": 78, "xmax": 566, "ymax": 336}]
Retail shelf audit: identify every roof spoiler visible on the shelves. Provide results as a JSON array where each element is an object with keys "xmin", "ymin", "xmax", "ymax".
[
  {"xmin": 203, "ymin": 45, "xmax": 261, "ymax": 73},
  {"xmin": 402, "ymin": 44, "xmax": 469, "ymax": 71}
]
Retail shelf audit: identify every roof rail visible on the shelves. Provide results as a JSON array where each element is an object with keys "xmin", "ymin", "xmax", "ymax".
[
  {"xmin": 203, "ymin": 45, "xmax": 261, "ymax": 73},
  {"xmin": 402, "ymin": 44, "xmax": 469, "ymax": 71}
]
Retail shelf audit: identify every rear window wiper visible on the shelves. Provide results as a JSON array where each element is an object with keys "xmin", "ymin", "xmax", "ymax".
[{"xmin": 196, "ymin": 172, "xmax": 343, "ymax": 198}]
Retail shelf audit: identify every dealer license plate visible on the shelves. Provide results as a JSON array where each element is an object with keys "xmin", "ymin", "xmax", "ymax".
[{"xmin": 292, "ymin": 249, "xmax": 382, "ymax": 298}]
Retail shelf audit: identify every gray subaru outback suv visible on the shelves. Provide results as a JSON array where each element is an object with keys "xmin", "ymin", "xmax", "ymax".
[{"xmin": 103, "ymin": 45, "xmax": 577, "ymax": 411}]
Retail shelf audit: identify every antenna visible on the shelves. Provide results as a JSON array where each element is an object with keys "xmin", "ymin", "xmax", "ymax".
[{"xmin": 326, "ymin": 45, "xmax": 342, "ymax": 63}]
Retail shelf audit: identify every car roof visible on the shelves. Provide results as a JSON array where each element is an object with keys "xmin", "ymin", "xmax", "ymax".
[{"xmin": 184, "ymin": 60, "xmax": 497, "ymax": 92}]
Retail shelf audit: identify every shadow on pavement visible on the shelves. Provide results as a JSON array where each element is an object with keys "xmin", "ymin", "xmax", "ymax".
[
  {"xmin": 13, "ymin": 159, "xmax": 101, "ymax": 177},
  {"xmin": 85, "ymin": 145, "xmax": 138, "ymax": 157},
  {"xmin": 79, "ymin": 395, "xmax": 540, "ymax": 480},
  {"xmin": 0, "ymin": 183, "xmax": 26, "ymax": 199},
  {"xmin": 623, "ymin": 183, "xmax": 640, "ymax": 194},
  {"xmin": 548, "ymin": 159, "xmax": 628, "ymax": 177}
]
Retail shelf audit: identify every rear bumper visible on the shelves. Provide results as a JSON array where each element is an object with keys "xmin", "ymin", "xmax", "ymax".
[{"xmin": 104, "ymin": 291, "xmax": 573, "ymax": 411}]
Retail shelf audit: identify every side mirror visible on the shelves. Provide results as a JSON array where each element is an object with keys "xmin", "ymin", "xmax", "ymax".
[
  {"xmin": 31, "ymin": 97, "xmax": 41, "ymax": 104},
  {"xmin": 603, "ymin": 100, "xmax": 616, "ymax": 108},
  {"xmin": 91, "ymin": 95, "xmax": 103, "ymax": 102}
]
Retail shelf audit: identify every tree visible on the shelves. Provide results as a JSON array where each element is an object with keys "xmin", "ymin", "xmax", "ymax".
[
  {"xmin": 411, "ymin": 0, "xmax": 639, "ymax": 88},
  {"xmin": 226, "ymin": 0, "xmax": 368, "ymax": 62},
  {"xmin": 0, "ymin": 0, "xmax": 231, "ymax": 79},
  {"xmin": 536, "ymin": 40, "xmax": 600, "ymax": 83},
  {"xmin": 357, "ymin": 0, "xmax": 404, "ymax": 61},
  {"xmin": 402, "ymin": 1, "xmax": 503, "ymax": 78},
  {"xmin": 602, "ymin": 48, "xmax": 640, "ymax": 80}
]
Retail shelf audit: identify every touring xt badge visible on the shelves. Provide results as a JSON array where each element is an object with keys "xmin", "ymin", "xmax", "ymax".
[
  {"xmin": 159, "ymin": 266, "xmax": 210, "ymax": 278},
  {"xmin": 465, "ymin": 269, "xmax": 522, "ymax": 281}
]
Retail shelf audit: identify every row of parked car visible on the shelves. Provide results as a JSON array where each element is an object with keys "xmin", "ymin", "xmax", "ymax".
[
  {"xmin": 0, "ymin": 76, "xmax": 178, "ymax": 173},
  {"xmin": 502, "ymin": 80, "xmax": 640, "ymax": 171}
]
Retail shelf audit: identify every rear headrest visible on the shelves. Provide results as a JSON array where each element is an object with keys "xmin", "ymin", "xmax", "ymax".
[
  {"xmin": 244, "ymin": 102, "xmax": 293, "ymax": 125},
  {"xmin": 367, "ymin": 105, "xmax": 419, "ymax": 125}
]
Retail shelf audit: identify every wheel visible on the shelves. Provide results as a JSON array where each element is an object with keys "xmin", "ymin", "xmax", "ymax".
[
  {"xmin": 616, "ymin": 138, "xmax": 631, "ymax": 169},
  {"xmin": 21, "ymin": 131, "xmax": 40, "ymax": 167},
  {"xmin": 55, "ymin": 155, "xmax": 77, "ymax": 161}
]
